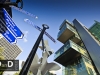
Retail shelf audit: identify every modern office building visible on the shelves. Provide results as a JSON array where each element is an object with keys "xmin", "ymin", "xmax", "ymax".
[
  {"xmin": 89, "ymin": 20, "xmax": 100, "ymax": 42},
  {"xmin": 54, "ymin": 19, "xmax": 100, "ymax": 75},
  {"xmin": 0, "ymin": 34, "xmax": 22, "ymax": 59}
]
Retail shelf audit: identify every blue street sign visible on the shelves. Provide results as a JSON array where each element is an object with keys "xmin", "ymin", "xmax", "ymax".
[
  {"xmin": 0, "ymin": 16, "xmax": 17, "ymax": 44},
  {"xmin": 2, "ymin": 8, "xmax": 24, "ymax": 39},
  {"xmin": 2, "ymin": 30, "xmax": 17, "ymax": 44}
]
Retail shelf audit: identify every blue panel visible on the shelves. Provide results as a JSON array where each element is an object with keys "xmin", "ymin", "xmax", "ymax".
[
  {"xmin": 3, "ymin": 8, "xmax": 24, "ymax": 39},
  {"xmin": 2, "ymin": 30, "xmax": 17, "ymax": 44},
  {"xmin": 0, "ymin": 16, "xmax": 16, "ymax": 44}
]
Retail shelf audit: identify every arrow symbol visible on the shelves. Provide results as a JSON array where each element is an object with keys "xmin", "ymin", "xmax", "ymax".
[{"xmin": 24, "ymin": 19, "xmax": 56, "ymax": 43}]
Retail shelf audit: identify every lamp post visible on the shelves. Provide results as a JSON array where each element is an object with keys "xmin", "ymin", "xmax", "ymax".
[{"xmin": 19, "ymin": 24, "xmax": 49, "ymax": 75}]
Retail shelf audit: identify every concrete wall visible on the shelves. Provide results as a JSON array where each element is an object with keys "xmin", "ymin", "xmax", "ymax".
[{"xmin": 73, "ymin": 19, "xmax": 100, "ymax": 74}]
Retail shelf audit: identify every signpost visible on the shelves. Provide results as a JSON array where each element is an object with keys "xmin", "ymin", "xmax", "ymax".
[
  {"xmin": 24, "ymin": 19, "xmax": 56, "ymax": 43},
  {"xmin": 35, "ymin": 25, "xmax": 56, "ymax": 43},
  {"xmin": 0, "ymin": 16, "xmax": 17, "ymax": 44},
  {"xmin": 3, "ymin": 8, "xmax": 24, "ymax": 39},
  {"xmin": 11, "ymin": 6, "xmax": 38, "ymax": 19},
  {"xmin": 0, "ymin": 8, "xmax": 23, "ymax": 44},
  {"xmin": 19, "ymin": 24, "xmax": 49, "ymax": 75},
  {"xmin": 2, "ymin": 30, "xmax": 17, "ymax": 44}
]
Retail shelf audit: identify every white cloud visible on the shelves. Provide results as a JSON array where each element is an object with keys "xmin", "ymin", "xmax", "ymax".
[
  {"xmin": 24, "ymin": 31, "xmax": 29, "ymax": 38},
  {"xmin": 22, "ymin": 30, "xmax": 29, "ymax": 42},
  {"xmin": 35, "ymin": 16, "xmax": 38, "ymax": 19},
  {"xmin": 23, "ymin": 38, "xmax": 28, "ymax": 42}
]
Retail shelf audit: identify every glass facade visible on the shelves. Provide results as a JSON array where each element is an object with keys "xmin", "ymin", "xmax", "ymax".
[
  {"xmin": 89, "ymin": 21, "xmax": 100, "ymax": 42},
  {"xmin": 54, "ymin": 20, "xmax": 97, "ymax": 75},
  {"xmin": 57, "ymin": 23, "xmax": 77, "ymax": 38},
  {"xmin": 57, "ymin": 20, "xmax": 81, "ymax": 44},
  {"xmin": 61, "ymin": 55, "xmax": 97, "ymax": 75},
  {"xmin": 54, "ymin": 40, "xmax": 88, "ymax": 59},
  {"xmin": 63, "ymin": 59, "xmax": 85, "ymax": 75}
]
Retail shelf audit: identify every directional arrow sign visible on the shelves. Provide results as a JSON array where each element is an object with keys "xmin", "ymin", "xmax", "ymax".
[
  {"xmin": 2, "ymin": 30, "xmax": 17, "ymax": 44},
  {"xmin": 0, "ymin": 16, "xmax": 17, "ymax": 44},
  {"xmin": 2, "ymin": 8, "xmax": 24, "ymax": 39},
  {"xmin": 24, "ymin": 19, "xmax": 56, "ymax": 43},
  {"xmin": 34, "ymin": 25, "xmax": 56, "ymax": 43}
]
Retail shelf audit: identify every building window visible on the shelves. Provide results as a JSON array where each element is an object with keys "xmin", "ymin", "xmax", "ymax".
[
  {"xmin": 84, "ymin": 58, "xmax": 91, "ymax": 65},
  {"xmin": 88, "ymin": 67, "xmax": 94, "ymax": 75},
  {"xmin": 77, "ymin": 63, "xmax": 82, "ymax": 72},
  {"xmin": 60, "ymin": 48, "xmax": 64, "ymax": 54}
]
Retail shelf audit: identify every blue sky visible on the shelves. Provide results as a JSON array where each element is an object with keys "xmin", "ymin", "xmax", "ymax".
[{"xmin": 7, "ymin": 0, "xmax": 100, "ymax": 74}]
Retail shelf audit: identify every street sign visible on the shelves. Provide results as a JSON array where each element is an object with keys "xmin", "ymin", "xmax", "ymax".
[
  {"xmin": 0, "ymin": 16, "xmax": 17, "ymax": 44},
  {"xmin": 11, "ymin": 6, "xmax": 38, "ymax": 19},
  {"xmin": 34, "ymin": 25, "xmax": 56, "ymax": 43},
  {"xmin": 24, "ymin": 19, "xmax": 56, "ymax": 43},
  {"xmin": 2, "ymin": 8, "xmax": 24, "ymax": 39},
  {"xmin": 2, "ymin": 30, "xmax": 17, "ymax": 44}
]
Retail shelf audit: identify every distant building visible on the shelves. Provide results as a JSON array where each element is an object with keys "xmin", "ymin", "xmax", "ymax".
[
  {"xmin": 54, "ymin": 19, "xmax": 100, "ymax": 75},
  {"xmin": 89, "ymin": 20, "xmax": 100, "ymax": 42},
  {"xmin": 0, "ymin": 34, "xmax": 22, "ymax": 59}
]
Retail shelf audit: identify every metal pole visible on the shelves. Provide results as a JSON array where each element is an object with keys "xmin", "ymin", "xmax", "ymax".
[
  {"xmin": 19, "ymin": 24, "xmax": 49, "ymax": 75},
  {"xmin": 0, "ymin": 2, "xmax": 17, "ymax": 8},
  {"xmin": 42, "ymin": 38, "xmax": 45, "ymax": 51},
  {"xmin": 0, "ymin": 0, "xmax": 23, "ymax": 9}
]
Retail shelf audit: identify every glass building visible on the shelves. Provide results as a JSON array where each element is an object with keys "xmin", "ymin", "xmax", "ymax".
[
  {"xmin": 54, "ymin": 19, "xmax": 100, "ymax": 75},
  {"xmin": 89, "ymin": 21, "xmax": 100, "ymax": 42}
]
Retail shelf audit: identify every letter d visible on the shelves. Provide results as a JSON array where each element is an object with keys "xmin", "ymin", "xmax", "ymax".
[{"xmin": 8, "ymin": 61, "xmax": 13, "ymax": 67}]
